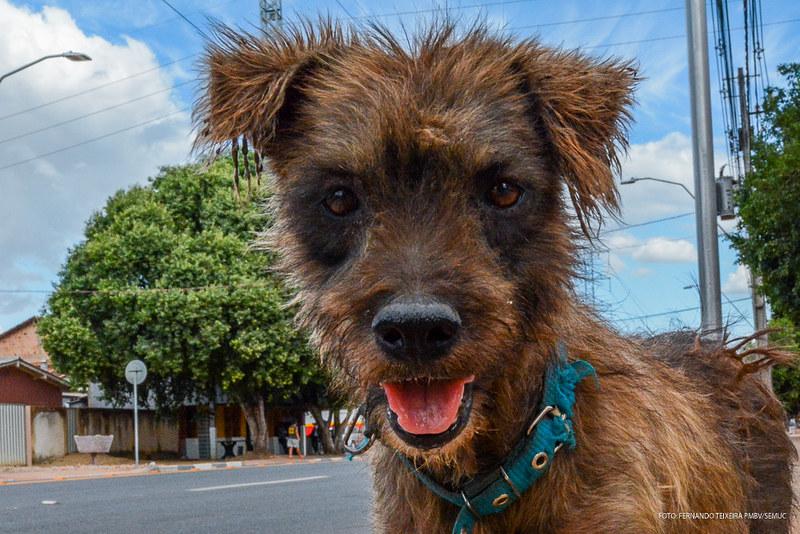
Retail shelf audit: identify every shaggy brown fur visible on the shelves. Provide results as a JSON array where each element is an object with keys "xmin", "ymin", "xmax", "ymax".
[{"xmin": 194, "ymin": 21, "xmax": 796, "ymax": 534}]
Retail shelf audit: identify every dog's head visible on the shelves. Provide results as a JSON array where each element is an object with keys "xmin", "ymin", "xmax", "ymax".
[{"xmin": 196, "ymin": 21, "xmax": 636, "ymax": 466}]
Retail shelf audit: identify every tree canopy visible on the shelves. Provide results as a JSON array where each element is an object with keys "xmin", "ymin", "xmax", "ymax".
[
  {"xmin": 38, "ymin": 160, "xmax": 316, "ymax": 416},
  {"xmin": 732, "ymin": 63, "xmax": 800, "ymax": 327},
  {"xmin": 731, "ymin": 63, "xmax": 800, "ymax": 413}
]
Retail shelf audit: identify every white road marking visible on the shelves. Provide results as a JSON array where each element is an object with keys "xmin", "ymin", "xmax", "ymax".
[{"xmin": 188, "ymin": 475, "xmax": 329, "ymax": 492}]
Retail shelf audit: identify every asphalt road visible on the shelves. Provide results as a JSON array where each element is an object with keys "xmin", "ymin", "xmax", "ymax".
[{"xmin": 0, "ymin": 459, "xmax": 373, "ymax": 534}]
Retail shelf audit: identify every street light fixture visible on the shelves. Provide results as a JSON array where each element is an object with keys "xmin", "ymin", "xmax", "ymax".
[
  {"xmin": 62, "ymin": 51, "xmax": 92, "ymax": 62},
  {"xmin": 0, "ymin": 51, "xmax": 92, "ymax": 84},
  {"xmin": 620, "ymin": 176, "xmax": 695, "ymax": 199}
]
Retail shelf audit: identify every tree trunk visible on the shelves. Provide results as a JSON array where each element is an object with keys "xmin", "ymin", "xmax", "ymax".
[
  {"xmin": 309, "ymin": 406, "xmax": 335, "ymax": 454},
  {"xmin": 241, "ymin": 398, "xmax": 269, "ymax": 454},
  {"xmin": 255, "ymin": 397, "xmax": 267, "ymax": 452},
  {"xmin": 333, "ymin": 408, "xmax": 354, "ymax": 453}
]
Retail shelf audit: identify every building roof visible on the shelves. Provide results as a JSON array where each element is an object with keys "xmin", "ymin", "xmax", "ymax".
[
  {"xmin": 0, "ymin": 316, "xmax": 38, "ymax": 341},
  {"xmin": 0, "ymin": 357, "xmax": 69, "ymax": 389}
]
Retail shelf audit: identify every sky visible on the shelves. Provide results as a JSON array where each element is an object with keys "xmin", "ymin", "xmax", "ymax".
[{"xmin": 1, "ymin": 0, "xmax": 799, "ymax": 337}]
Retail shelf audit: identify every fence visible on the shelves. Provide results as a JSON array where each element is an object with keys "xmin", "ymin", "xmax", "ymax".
[
  {"xmin": 70, "ymin": 409, "xmax": 179, "ymax": 455},
  {"xmin": 0, "ymin": 403, "xmax": 27, "ymax": 465},
  {"xmin": 67, "ymin": 408, "xmax": 78, "ymax": 453}
]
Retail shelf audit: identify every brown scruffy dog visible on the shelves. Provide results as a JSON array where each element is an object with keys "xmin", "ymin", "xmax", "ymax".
[{"xmin": 195, "ymin": 21, "xmax": 796, "ymax": 534}]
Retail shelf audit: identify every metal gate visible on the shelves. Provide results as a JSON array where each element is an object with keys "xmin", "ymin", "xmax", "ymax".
[
  {"xmin": 67, "ymin": 408, "xmax": 79, "ymax": 453},
  {"xmin": 0, "ymin": 404, "xmax": 27, "ymax": 465}
]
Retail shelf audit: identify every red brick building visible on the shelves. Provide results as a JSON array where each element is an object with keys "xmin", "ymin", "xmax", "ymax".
[
  {"xmin": 0, "ymin": 317, "xmax": 67, "ymax": 408},
  {"xmin": 0, "ymin": 357, "xmax": 68, "ymax": 409},
  {"xmin": 0, "ymin": 317, "xmax": 52, "ymax": 370}
]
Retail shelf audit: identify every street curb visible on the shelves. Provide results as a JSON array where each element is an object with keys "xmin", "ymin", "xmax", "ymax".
[
  {"xmin": 0, "ymin": 455, "xmax": 354, "ymax": 485},
  {"xmin": 149, "ymin": 461, "xmax": 243, "ymax": 473}
]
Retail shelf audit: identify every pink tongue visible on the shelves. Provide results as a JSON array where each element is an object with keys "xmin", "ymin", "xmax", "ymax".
[{"xmin": 383, "ymin": 376, "xmax": 473, "ymax": 435}]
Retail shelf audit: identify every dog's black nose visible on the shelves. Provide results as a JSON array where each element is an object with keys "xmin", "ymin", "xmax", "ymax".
[{"xmin": 372, "ymin": 296, "xmax": 461, "ymax": 363}]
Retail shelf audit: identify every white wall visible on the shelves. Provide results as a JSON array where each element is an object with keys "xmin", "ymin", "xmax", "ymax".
[{"xmin": 32, "ymin": 410, "xmax": 65, "ymax": 461}]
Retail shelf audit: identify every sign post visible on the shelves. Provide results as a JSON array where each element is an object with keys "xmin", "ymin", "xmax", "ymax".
[{"xmin": 125, "ymin": 359, "xmax": 147, "ymax": 465}]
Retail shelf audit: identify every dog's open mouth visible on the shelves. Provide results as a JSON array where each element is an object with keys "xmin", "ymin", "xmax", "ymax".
[{"xmin": 381, "ymin": 375, "xmax": 475, "ymax": 449}]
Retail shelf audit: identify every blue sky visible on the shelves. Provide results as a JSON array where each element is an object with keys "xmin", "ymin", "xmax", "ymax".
[{"xmin": 1, "ymin": 0, "xmax": 799, "ymax": 337}]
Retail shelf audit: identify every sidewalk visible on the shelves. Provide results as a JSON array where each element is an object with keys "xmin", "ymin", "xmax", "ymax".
[{"xmin": 0, "ymin": 454, "xmax": 346, "ymax": 486}]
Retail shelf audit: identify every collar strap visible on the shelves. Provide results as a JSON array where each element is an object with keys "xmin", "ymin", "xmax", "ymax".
[{"xmin": 399, "ymin": 341, "xmax": 598, "ymax": 534}]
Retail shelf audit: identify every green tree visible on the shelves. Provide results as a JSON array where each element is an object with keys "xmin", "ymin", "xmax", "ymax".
[
  {"xmin": 731, "ymin": 63, "xmax": 800, "ymax": 411},
  {"xmin": 770, "ymin": 318, "xmax": 800, "ymax": 415},
  {"xmin": 38, "ymin": 159, "xmax": 317, "ymax": 452},
  {"xmin": 733, "ymin": 63, "xmax": 800, "ymax": 325}
]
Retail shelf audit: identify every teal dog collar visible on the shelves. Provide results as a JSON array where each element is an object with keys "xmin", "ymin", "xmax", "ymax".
[{"xmin": 398, "ymin": 341, "xmax": 597, "ymax": 534}]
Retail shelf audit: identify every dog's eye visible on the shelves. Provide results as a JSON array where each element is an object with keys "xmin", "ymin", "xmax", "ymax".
[
  {"xmin": 486, "ymin": 181, "xmax": 523, "ymax": 209},
  {"xmin": 323, "ymin": 188, "xmax": 359, "ymax": 216}
]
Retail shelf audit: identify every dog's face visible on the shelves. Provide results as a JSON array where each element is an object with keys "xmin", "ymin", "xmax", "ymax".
[{"xmin": 197, "ymin": 23, "xmax": 635, "ymax": 462}]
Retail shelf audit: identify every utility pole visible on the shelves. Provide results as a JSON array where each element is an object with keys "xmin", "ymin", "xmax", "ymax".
[
  {"xmin": 260, "ymin": 0, "xmax": 282, "ymax": 29},
  {"xmin": 738, "ymin": 67, "xmax": 771, "ymax": 389},
  {"xmin": 685, "ymin": 0, "xmax": 723, "ymax": 338},
  {"xmin": 737, "ymin": 67, "xmax": 767, "ymax": 343}
]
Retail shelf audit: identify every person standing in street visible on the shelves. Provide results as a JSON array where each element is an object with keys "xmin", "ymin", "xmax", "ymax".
[
  {"xmin": 310, "ymin": 424, "xmax": 320, "ymax": 454},
  {"xmin": 287, "ymin": 420, "xmax": 303, "ymax": 459}
]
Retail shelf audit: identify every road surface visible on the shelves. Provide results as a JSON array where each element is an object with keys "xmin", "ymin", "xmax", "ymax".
[{"xmin": 0, "ymin": 459, "xmax": 372, "ymax": 534}]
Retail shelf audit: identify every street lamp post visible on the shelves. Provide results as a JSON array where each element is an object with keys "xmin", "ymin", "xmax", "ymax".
[
  {"xmin": 622, "ymin": 176, "xmax": 772, "ymax": 389},
  {"xmin": 0, "ymin": 51, "xmax": 91, "ymax": 85},
  {"xmin": 621, "ymin": 176, "xmax": 725, "ymax": 337}
]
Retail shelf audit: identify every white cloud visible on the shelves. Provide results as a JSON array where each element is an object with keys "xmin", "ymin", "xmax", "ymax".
[
  {"xmin": 631, "ymin": 237, "xmax": 697, "ymax": 263},
  {"xmin": 604, "ymin": 232, "xmax": 639, "ymax": 250},
  {"xmin": 604, "ymin": 231, "xmax": 696, "ymax": 264},
  {"xmin": 0, "ymin": 0, "xmax": 191, "ymax": 329},
  {"xmin": 607, "ymin": 253, "xmax": 625, "ymax": 274},
  {"xmin": 617, "ymin": 132, "xmax": 695, "ymax": 221},
  {"xmin": 722, "ymin": 264, "xmax": 751, "ymax": 295}
]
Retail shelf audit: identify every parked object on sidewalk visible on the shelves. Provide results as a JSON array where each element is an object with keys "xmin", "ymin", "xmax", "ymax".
[{"xmin": 73, "ymin": 435, "xmax": 113, "ymax": 465}]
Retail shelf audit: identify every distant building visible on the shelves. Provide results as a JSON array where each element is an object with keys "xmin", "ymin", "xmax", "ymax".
[
  {"xmin": 0, "ymin": 317, "xmax": 308, "ymax": 461},
  {"xmin": 0, "ymin": 357, "xmax": 69, "ymax": 409},
  {"xmin": 0, "ymin": 317, "xmax": 54, "ymax": 371}
]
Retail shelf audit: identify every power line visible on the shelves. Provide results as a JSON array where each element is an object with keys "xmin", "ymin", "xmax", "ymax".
[
  {"xmin": 4, "ymin": 11, "xmax": 797, "ymax": 169},
  {"xmin": 511, "ymin": 6, "xmax": 685, "ymax": 31},
  {"xmin": 0, "ymin": 108, "xmax": 188, "ymax": 173},
  {"xmin": 159, "ymin": 0, "xmax": 210, "ymax": 40},
  {"xmin": 615, "ymin": 296, "xmax": 749, "ymax": 322},
  {"xmin": 334, "ymin": 0, "xmax": 357, "ymax": 20},
  {"xmin": 710, "ymin": 0, "xmax": 742, "ymax": 180},
  {"xmin": 0, "ymin": 0, "xmax": 236, "ymax": 124},
  {"xmin": 580, "ymin": 34, "xmax": 684, "ymax": 50},
  {"xmin": 0, "ymin": 5, "xmax": 678, "ymax": 128},
  {"xmin": 599, "ymin": 235, "xmax": 694, "ymax": 252},
  {"xmin": 723, "ymin": 292, "xmax": 754, "ymax": 327},
  {"xmin": 0, "ymin": 54, "xmax": 195, "ymax": 123},
  {"xmin": 4, "ymin": 9, "xmax": 797, "ymax": 128},
  {"xmin": 602, "ymin": 212, "xmax": 695, "ymax": 234},
  {"xmin": 0, "ymin": 80, "xmax": 194, "ymax": 146},
  {"xmin": 347, "ymin": 0, "xmax": 543, "ymax": 20},
  {"xmin": 550, "ymin": 16, "xmax": 800, "ymax": 52},
  {"xmin": 121, "ymin": 0, "xmax": 239, "ymax": 38},
  {"xmin": 0, "ymin": 283, "xmax": 277, "ymax": 296}
]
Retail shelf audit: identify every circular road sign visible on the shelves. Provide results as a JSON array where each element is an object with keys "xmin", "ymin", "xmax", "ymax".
[{"xmin": 125, "ymin": 359, "xmax": 147, "ymax": 385}]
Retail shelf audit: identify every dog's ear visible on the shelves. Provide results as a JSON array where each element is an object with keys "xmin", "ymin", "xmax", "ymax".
[
  {"xmin": 193, "ymin": 23, "xmax": 349, "ymax": 156},
  {"xmin": 512, "ymin": 46, "xmax": 638, "ymax": 233}
]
